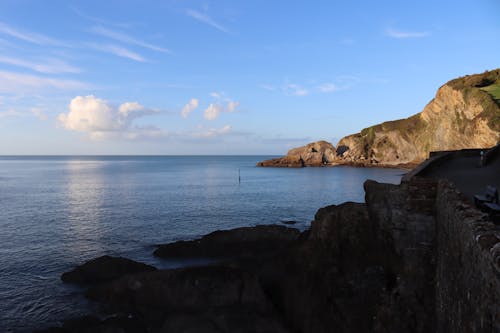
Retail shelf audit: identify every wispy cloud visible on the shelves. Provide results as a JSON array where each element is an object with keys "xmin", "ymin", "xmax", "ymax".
[
  {"xmin": 90, "ymin": 26, "xmax": 171, "ymax": 54},
  {"xmin": 0, "ymin": 109, "xmax": 24, "ymax": 119},
  {"xmin": 31, "ymin": 107, "xmax": 48, "ymax": 120},
  {"xmin": 283, "ymin": 84, "xmax": 308, "ymax": 96},
  {"xmin": 0, "ymin": 56, "xmax": 81, "ymax": 74},
  {"xmin": 88, "ymin": 43, "xmax": 146, "ymax": 62},
  {"xmin": 385, "ymin": 28, "xmax": 430, "ymax": 39},
  {"xmin": 0, "ymin": 70, "xmax": 88, "ymax": 93},
  {"xmin": 191, "ymin": 125, "xmax": 232, "ymax": 138},
  {"xmin": 186, "ymin": 9, "xmax": 229, "ymax": 33},
  {"xmin": 263, "ymin": 76, "xmax": 359, "ymax": 96},
  {"xmin": 317, "ymin": 83, "xmax": 338, "ymax": 93},
  {"xmin": 71, "ymin": 7, "xmax": 132, "ymax": 29},
  {"xmin": 0, "ymin": 22, "xmax": 66, "ymax": 46},
  {"xmin": 260, "ymin": 84, "xmax": 276, "ymax": 91}
]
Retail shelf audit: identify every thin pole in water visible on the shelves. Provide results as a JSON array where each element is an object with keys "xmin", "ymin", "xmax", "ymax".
[{"xmin": 238, "ymin": 168, "xmax": 241, "ymax": 183}]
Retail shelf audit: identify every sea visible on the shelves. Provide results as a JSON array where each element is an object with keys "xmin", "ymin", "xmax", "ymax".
[{"xmin": 0, "ymin": 156, "xmax": 404, "ymax": 332}]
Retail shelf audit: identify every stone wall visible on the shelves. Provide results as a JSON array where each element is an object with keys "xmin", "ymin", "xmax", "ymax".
[
  {"xmin": 364, "ymin": 178, "xmax": 437, "ymax": 332},
  {"xmin": 435, "ymin": 181, "xmax": 500, "ymax": 332}
]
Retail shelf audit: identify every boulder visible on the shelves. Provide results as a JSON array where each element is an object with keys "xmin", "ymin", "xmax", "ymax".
[
  {"xmin": 154, "ymin": 225, "xmax": 300, "ymax": 259},
  {"xmin": 61, "ymin": 255, "xmax": 157, "ymax": 284}
]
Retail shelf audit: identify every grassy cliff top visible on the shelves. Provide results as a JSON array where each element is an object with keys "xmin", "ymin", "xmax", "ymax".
[{"xmin": 447, "ymin": 68, "xmax": 500, "ymax": 90}]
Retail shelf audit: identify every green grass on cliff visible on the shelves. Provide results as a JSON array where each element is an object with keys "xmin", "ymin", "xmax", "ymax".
[
  {"xmin": 480, "ymin": 84, "xmax": 500, "ymax": 106},
  {"xmin": 448, "ymin": 69, "xmax": 500, "ymax": 90}
]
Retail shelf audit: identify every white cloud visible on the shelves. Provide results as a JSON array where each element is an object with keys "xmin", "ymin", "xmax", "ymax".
[
  {"xmin": 204, "ymin": 103, "xmax": 224, "ymax": 120},
  {"xmin": 0, "ymin": 56, "xmax": 81, "ymax": 74},
  {"xmin": 58, "ymin": 95, "xmax": 161, "ymax": 140},
  {"xmin": 227, "ymin": 101, "xmax": 239, "ymax": 112},
  {"xmin": 210, "ymin": 92, "xmax": 222, "ymax": 99},
  {"xmin": 0, "ymin": 70, "xmax": 88, "ymax": 93},
  {"xmin": 88, "ymin": 43, "xmax": 146, "ymax": 62},
  {"xmin": 181, "ymin": 98, "xmax": 199, "ymax": 118},
  {"xmin": 318, "ymin": 83, "xmax": 338, "ymax": 93},
  {"xmin": 0, "ymin": 22, "xmax": 66, "ymax": 46},
  {"xmin": 90, "ymin": 26, "xmax": 171, "ymax": 54},
  {"xmin": 203, "ymin": 100, "xmax": 240, "ymax": 120},
  {"xmin": 385, "ymin": 28, "xmax": 430, "ymax": 39},
  {"xmin": 186, "ymin": 9, "xmax": 229, "ymax": 33},
  {"xmin": 119, "ymin": 101, "xmax": 145, "ymax": 116}
]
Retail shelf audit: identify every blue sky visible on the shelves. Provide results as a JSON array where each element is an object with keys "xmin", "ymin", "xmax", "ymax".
[{"xmin": 0, "ymin": 0, "xmax": 499, "ymax": 155}]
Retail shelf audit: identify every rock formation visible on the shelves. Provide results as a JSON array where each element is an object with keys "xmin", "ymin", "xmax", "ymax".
[
  {"xmin": 61, "ymin": 255, "xmax": 157, "ymax": 284},
  {"xmin": 259, "ymin": 69, "xmax": 500, "ymax": 167},
  {"xmin": 257, "ymin": 140, "xmax": 336, "ymax": 167},
  {"xmin": 154, "ymin": 224, "xmax": 300, "ymax": 259}
]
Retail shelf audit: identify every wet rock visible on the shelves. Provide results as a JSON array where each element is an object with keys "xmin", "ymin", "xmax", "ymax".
[
  {"xmin": 154, "ymin": 225, "xmax": 300, "ymax": 259},
  {"xmin": 61, "ymin": 255, "xmax": 157, "ymax": 285}
]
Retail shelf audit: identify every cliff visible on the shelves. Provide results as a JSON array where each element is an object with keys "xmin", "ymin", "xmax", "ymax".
[{"xmin": 259, "ymin": 69, "xmax": 500, "ymax": 167}]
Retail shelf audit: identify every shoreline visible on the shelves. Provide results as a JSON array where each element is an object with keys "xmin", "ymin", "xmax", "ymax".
[{"xmin": 41, "ymin": 173, "xmax": 499, "ymax": 332}]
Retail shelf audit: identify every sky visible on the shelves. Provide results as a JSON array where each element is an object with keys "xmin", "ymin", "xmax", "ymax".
[{"xmin": 0, "ymin": 0, "xmax": 499, "ymax": 155}]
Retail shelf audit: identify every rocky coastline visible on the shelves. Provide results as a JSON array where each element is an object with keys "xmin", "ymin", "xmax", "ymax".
[
  {"xmin": 258, "ymin": 69, "xmax": 500, "ymax": 169},
  {"xmin": 39, "ymin": 174, "xmax": 499, "ymax": 332}
]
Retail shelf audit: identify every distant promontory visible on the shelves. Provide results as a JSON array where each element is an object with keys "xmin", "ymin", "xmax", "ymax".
[{"xmin": 258, "ymin": 69, "xmax": 500, "ymax": 168}]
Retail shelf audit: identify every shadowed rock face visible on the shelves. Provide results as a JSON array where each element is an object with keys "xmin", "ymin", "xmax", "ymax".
[
  {"xmin": 154, "ymin": 225, "xmax": 300, "ymax": 259},
  {"xmin": 85, "ymin": 265, "xmax": 288, "ymax": 333},
  {"xmin": 258, "ymin": 69, "xmax": 500, "ymax": 168},
  {"xmin": 61, "ymin": 255, "xmax": 157, "ymax": 285}
]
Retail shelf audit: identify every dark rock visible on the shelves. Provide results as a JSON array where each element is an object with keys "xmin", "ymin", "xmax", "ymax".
[
  {"xmin": 160, "ymin": 308, "xmax": 289, "ymax": 333},
  {"xmin": 280, "ymin": 220, "xmax": 297, "ymax": 225},
  {"xmin": 36, "ymin": 314, "xmax": 147, "ymax": 333},
  {"xmin": 85, "ymin": 265, "xmax": 274, "ymax": 319},
  {"xmin": 251, "ymin": 202, "xmax": 389, "ymax": 333},
  {"xmin": 154, "ymin": 225, "xmax": 300, "ymax": 259},
  {"xmin": 61, "ymin": 255, "xmax": 157, "ymax": 284}
]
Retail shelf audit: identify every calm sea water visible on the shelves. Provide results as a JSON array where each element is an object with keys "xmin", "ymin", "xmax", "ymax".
[{"xmin": 0, "ymin": 156, "xmax": 403, "ymax": 332}]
